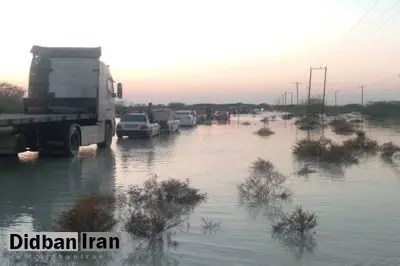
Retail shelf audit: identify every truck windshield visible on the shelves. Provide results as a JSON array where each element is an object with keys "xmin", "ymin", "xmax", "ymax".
[{"xmin": 121, "ymin": 115, "xmax": 147, "ymax": 122}]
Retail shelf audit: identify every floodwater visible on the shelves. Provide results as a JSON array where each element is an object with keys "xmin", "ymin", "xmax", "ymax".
[{"xmin": 1, "ymin": 113, "xmax": 400, "ymax": 265}]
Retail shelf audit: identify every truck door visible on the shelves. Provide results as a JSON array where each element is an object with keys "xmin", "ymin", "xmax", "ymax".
[{"xmin": 98, "ymin": 64, "xmax": 115, "ymax": 122}]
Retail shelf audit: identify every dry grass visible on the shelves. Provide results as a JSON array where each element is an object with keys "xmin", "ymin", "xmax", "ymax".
[
  {"xmin": 255, "ymin": 127, "xmax": 275, "ymax": 137},
  {"xmin": 54, "ymin": 194, "xmax": 116, "ymax": 232},
  {"xmin": 260, "ymin": 117, "xmax": 269, "ymax": 123}
]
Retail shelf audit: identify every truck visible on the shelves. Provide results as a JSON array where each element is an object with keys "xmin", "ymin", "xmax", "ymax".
[{"xmin": 0, "ymin": 45, "xmax": 123, "ymax": 157}]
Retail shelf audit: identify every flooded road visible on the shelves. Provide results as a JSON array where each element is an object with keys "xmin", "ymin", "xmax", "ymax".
[{"xmin": 1, "ymin": 113, "xmax": 400, "ymax": 265}]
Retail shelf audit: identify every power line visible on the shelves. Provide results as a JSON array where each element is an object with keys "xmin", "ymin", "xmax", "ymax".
[
  {"xmin": 349, "ymin": 0, "xmax": 382, "ymax": 33},
  {"xmin": 321, "ymin": 0, "xmax": 384, "ymax": 63},
  {"xmin": 369, "ymin": 0, "xmax": 400, "ymax": 30},
  {"xmin": 375, "ymin": 3, "xmax": 400, "ymax": 32},
  {"xmin": 338, "ymin": 0, "xmax": 383, "ymax": 49}
]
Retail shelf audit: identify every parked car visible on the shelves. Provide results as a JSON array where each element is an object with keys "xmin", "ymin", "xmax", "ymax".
[
  {"xmin": 116, "ymin": 113, "xmax": 160, "ymax": 139},
  {"xmin": 153, "ymin": 108, "xmax": 180, "ymax": 133},
  {"xmin": 214, "ymin": 111, "xmax": 230, "ymax": 122},
  {"xmin": 174, "ymin": 110, "xmax": 197, "ymax": 127}
]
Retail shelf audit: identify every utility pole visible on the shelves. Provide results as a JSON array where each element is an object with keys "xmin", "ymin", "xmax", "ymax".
[
  {"xmin": 288, "ymin": 92, "xmax": 294, "ymax": 105},
  {"xmin": 360, "ymin": 85, "xmax": 365, "ymax": 130},
  {"xmin": 334, "ymin": 90, "xmax": 339, "ymax": 107},
  {"xmin": 360, "ymin": 85, "xmax": 365, "ymax": 106},
  {"xmin": 321, "ymin": 67, "xmax": 328, "ymax": 117},
  {"xmin": 293, "ymin": 82, "xmax": 302, "ymax": 105},
  {"xmin": 335, "ymin": 89, "xmax": 339, "ymax": 118},
  {"xmin": 307, "ymin": 68, "xmax": 312, "ymax": 105},
  {"xmin": 307, "ymin": 66, "xmax": 325, "ymax": 115},
  {"xmin": 285, "ymin": 91, "xmax": 287, "ymax": 105}
]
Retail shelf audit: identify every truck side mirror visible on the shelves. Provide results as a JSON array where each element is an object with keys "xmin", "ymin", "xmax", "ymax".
[{"xmin": 117, "ymin": 83, "xmax": 123, "ymax": 99}]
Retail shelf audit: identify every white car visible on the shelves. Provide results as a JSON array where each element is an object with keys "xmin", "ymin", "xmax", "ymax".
[
  {"xmin": 174, "ymin": 110, "xmax": 197, "ymax": 127},
  {"xmin": 116, "ymin": 113, "xmax": 160, "ymax": 139},
  {"xmin": 153, "ymin": 108, "xmax": 180, "ymax": 133}
]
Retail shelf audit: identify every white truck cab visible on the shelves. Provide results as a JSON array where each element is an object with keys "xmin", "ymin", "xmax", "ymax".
[{"xmin": 0, "ymin": 45, "xmax": 123, "ymax": 157}]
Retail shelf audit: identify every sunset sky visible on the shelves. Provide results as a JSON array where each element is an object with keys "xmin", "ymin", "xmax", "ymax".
[{"xmin": 0, "ymin": 0, "xmax": 399, "ymax": 104}]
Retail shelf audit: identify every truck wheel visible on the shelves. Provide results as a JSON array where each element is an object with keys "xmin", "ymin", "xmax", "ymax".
[
  {"xmin": 98, "ymin": 123, "xmax": 112, "ymax": 148},
  {"xmin": 64, "ymin": 124, "xmax": 81, "ymax": 157}
]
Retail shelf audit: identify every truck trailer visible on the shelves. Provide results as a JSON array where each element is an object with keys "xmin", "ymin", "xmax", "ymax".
[{"xmin": 0, "ymin": 45, "xmax": 123, "ymax": 157}]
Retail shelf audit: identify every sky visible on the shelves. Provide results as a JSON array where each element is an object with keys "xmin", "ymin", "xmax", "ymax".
[{"xmin": 0, "ymin": 0, "xmax": 399, "ymax": 105}]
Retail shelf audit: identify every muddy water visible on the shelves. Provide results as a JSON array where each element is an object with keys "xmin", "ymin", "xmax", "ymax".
[{"xmin": 1, "ymin": 113, "xmax": 400, "ymax": 265}]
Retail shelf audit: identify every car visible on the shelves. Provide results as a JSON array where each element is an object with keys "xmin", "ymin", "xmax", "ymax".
[
  {"xmin": 116, "ymin": 113, "xmax": 160, "ymax": 139},
  {"xmin": 153, "ymin": 108, "xmax": 180, "ymax": 133},
  {"xmin": 214, "ymin": 111, "xmax": 230, "ymax": 122},
  {"xmin": 174, "ymin": 110, "xmax": 197, "ymax": 127}
]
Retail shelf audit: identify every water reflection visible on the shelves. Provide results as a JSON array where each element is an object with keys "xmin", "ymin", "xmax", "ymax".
[
  {"xmin": 200, "ymin": 218, "xmax": 221, "ymax": 236},
  {"xmin": 116, "ymin": 138, "xmax": 156, "ymax": 169},
  {"xmin": 0, "ymin": 148, "xmax": 116, "ymax": 231},
  {"xmin": 292, "ymin": 157, "xmax": 346, "ymax": 178},
  {"xmin": 123, "ymin": 239, "xmax": 180, "ymax": 266},
  {"xmin": 272, "ymin": 231, "xmax": 317, "ymax": 260}
]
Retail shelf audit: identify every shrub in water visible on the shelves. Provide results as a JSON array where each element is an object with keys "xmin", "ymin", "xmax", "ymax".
[
  {"xmin": 329, "ymin": 119, "xmax": 355, "ymax": 135},
  {"xmin": 293, "ymin": 138, "xmax": 331, "ymax": 157},
  {"xmin": 293, "ymin": 138, "xmax": 358, "ymax": 164},
  {"xmin": 271, "ymin": 206, "xmax": 317, "ymax": 258},
  {"xmin": 254, "ymin": 127, "xmax": 274, "ymax": 137},
  {"xmin": 342, "ymin": 131, "xmax": 378, "ymax": 153},
  {"xmin": 272, "ymin": 206, "xmax": 317, "ymax": 236},
  {"xmin": 328, "ymin": 118, "xmax": 345, "ymax": 127},
  {"xmin": 295, "ymin": 116, "xmax": 324, "ymax": 130},
  {"xmin": 123, "ymin": 175, "xmax": 206, "ymax": 241},
  {"xmin": 380, "ymin": 142, "xmax": 400, "ymax": 158},
  {"xmin": 282, "ymin": 113, "xmax": 295, "ymax": 120},
  {"xmin": 297, "ymin": 164, "xmax": 316, "ymax": 176},
  {"xmin": 54, "ymin": 194, "xmax": 116, "ymax": 232},
  {"xmin": 238, "ymin": 158, "xmax": 289, "ymax": 203}
]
